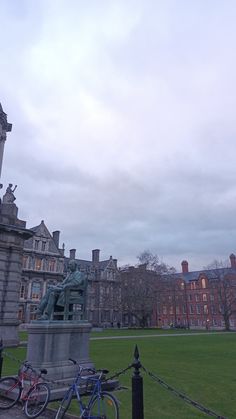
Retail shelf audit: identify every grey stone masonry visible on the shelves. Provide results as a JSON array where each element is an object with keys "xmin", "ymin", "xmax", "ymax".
[
  {"xmin": 0, "ymin": 202, "xmax": 33, "ymax": 346},
  {"xmin": 26, "ymin": 320, "xmax": 94, "ymax": 400}
]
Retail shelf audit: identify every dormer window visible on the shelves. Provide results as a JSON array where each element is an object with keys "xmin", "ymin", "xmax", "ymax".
[
  {"xmin": 34, "ymin": 240, "xmax": 39, "ymax": 250},
  {"xmin": 42, "ymin": 241, "xmax": 47, "ymax": 251},
  {"xmin": 202, "ymin": 278, "xmax": 206, "ymax": 289}
]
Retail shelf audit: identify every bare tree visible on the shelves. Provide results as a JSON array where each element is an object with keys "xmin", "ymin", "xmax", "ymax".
[
  {"xmin": 204, "ymin": 260, "xmax": 236, "ymax": 331},
  {"xmin": 137, "ymin": 250, "xmax": 176, "ymax": 274},
  {"xmin": 121, "ymin": 265, "xmax": 159, "ymax": 327}
]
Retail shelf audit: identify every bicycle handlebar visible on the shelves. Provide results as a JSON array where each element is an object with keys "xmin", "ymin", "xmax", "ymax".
[
  {"xmin": 20, "ymin": 361, "xmax": 47, "ymax": 376},
  {"xmin": 68, "ymin": 359, "xmax": 109, "ymax": 376}
]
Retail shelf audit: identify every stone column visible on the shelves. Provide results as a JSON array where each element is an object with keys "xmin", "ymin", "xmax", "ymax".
[{"xmin": 0, "ymin": 203, "xmax": 33, "ymax": 346}]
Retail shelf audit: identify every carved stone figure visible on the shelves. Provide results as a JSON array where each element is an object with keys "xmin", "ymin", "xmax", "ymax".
[
  {"xmin": 36, "ymin": 259, "xmax": 85, "ymax": 320},
  {"xmin": 2, "ymin": 183, "xmax": 17, "ymax": 204}
]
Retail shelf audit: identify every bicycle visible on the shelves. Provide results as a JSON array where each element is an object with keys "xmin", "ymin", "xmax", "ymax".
[
  {"xmin": 0, "ymin": 360, "xmax": 51, "ymax": 418},
  {"xmin": 55, "ymin": 359, "xmax": 119, "ymax": 419}
]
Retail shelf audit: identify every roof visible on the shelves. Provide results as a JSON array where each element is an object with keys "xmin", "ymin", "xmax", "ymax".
[
  {"xmin": 24, "ymin": 220, "xmax": 62, "ymax": 255},
  {"xmin": 171, "ymin": 266, "xmax": 236, "ymax": 282},
  {"xmin": 64, "ymin": 257, "xmax": 116, "ymax": 272}
]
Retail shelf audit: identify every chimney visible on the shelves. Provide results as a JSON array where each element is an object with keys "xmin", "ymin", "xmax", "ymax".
[
  {"xmin": 52, "ymin": 231, "xmax": 60, "ymax": 247},
  {"xmin": 92, "ymin": 249, "xmax": 100, "ymax": 264},
  {"xmin": 69, "ymin": 249, "xmax": 76, "ymax": 260},
  {"xmin": 181, "ymin": 260, "xmax": 189, "ymax": 273},
  {"xmin": 113, "ymin": 258, "xmax": 117, "ymax": 268},
  {"xmin": 230, "ymin": 253, "xmax": 236, "ymax": 268}
]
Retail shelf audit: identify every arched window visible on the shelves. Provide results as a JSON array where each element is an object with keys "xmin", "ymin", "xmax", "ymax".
[{"xmin": 202, "ymin": 278, "xmax": 206, "ymax": 289}]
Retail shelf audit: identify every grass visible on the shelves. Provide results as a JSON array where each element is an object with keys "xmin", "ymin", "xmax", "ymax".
[
  {"xmin": 18, "ymin": 327, "xmax": 214, "ymax": 342},
  {"xmin": 4, "ymin": 331, "xmax": 236, "ymax": 418}
]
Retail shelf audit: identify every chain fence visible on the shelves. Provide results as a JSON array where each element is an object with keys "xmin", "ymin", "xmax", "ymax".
[
  {"xmin": 141, "ymin": 365, "xmax": 227, "ymax": 419},
  {"xmin": 0, "ymin": 344, "xmax": 229, "ymax": 418}
]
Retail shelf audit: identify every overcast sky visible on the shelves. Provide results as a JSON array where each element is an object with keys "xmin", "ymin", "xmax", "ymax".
[{"xmin": 1, "ymin": 0, "xmax": 236, "ymax": 271}]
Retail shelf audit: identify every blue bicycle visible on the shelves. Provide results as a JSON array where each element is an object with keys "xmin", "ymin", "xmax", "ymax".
[{"xmin": 55, "ymin": 359, "xmax": 119, "ymax": 419}]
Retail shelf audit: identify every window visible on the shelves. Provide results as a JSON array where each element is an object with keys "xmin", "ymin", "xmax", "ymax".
[
  {"xmin": 20, "ymin": 283, "xmax": 25, "ymax": 299},
  {"xmin": 195, "ymin": 294, "xmax": 200, "ymax": 302},
  {"xmin": 176, "ymin": 306, "xmax": 180, "ymax": 314},
  {"xmin": 190, "ymin": 282, "xmax": 196, "ymax": 290},
  {"xmin": 49, "ymin": 259, "xmax": 56, "ymax": 272},
  {"xmin": 18, "ymin": 306, "xmax": 24, "ymax": 321},
  {"xmin": 163, "ymin": 306, "xmax": 167, "ymax": 315},
  {"xmin": 183, "ymin": 305, "xmax": 186, "ymax": 314},
  {"xmin": 35, "ymin": 258, "xmax": 42, "ymax": 271},
  {"xmin": 42, "ymin": 241, "xmax": 47, "ymax": 251},
  {"xmin": 188, "ymin": 294, "xmax": 192, "ymax": 301},
  {"xmin": 202, "ymin": 278, "xmax": 206, "ymax": 288},
  {"xmin": 31, "ymin": 282, "xmax": 41, "ymax": 300},
  {"xmin": 203, "ymin": 304, "xmax": 208, "ymax": 314},
  {"xmin": 210, "ymin": 294, "xmax": 214, "ymax": 301},
  {"xmin": 189, "ymin": 305, "xmax": 194, "ymax": 314},
  {"xmin": 202, "ymin": 294, "xmax": 207, "ymax": 302},
  {"xmin": 169, "ymin": 306, "xmax": 173, "ymax": 315},
  {"xmin": 34, "ymin": 240, "xmax": 40, "ymax": 250},
  {"xmin": 30, "ymin": 305, "xmax": 37, "ymax": 320},
  {"xmin": 196, "ymin": 305, "xmax": 201, "ymax": 314},
  {"xmin": 22, "ymin": 256, "xmax": 28, "ymax": 269}
]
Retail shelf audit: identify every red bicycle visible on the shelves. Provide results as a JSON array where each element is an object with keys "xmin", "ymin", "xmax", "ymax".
[{"xmin": 0, "ymin": 360, "xmax": 50, "ymax": 418}]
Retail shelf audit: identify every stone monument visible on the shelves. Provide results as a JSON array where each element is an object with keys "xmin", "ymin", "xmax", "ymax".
[
  {"xmin": 26, "ymin": 260, "xmax": 93, "ymax": 398},
  {"xmin": 0, "ymin": 104, "xmax": 33, "ymax": 346}
]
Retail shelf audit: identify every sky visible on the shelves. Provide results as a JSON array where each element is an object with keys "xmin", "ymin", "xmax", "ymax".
[{"xmin": 1, "ymin": 0, "xmax": 236, "ymax": 271}]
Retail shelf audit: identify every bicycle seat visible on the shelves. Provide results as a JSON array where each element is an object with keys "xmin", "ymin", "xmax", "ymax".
[{"xmin": 40, "ymin": 369, "xmax": 47, "ymax": 375}]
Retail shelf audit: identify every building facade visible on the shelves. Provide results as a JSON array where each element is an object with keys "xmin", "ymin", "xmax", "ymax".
[
  {"xmin": 19, "ymin": 221, "xmax": 65, "ymax": 322},
  {"xmin": 19, "ymin": 221, "xmax": 121, "ymax": 326},
  {"xmin": 155, "ymin": 257, "xmax": 236, "ymax": 330}
]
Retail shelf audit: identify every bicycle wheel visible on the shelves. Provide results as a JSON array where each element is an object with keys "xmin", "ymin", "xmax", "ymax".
[
  {"xmin": 24, "ymin": 382, "xmax": 50, "ymax": 418},
  {"xmin": 0, "ymin": 376, "xmax": 22, "ymax": 409},
  {"xmin": 55, "ymin": 389, "xmax": 73, "ymax": 419},
  {"xmin": 87, "ymin": 391, "xmax": 119, "ymax": 419}
]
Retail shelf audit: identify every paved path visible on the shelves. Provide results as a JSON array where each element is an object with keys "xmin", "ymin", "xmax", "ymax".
[
  {"xmin": 0, "ymin": 404, "xmax": 54, "ymax": 418},
  {"xmin": 90, "ymin": 331, "xmax": 234, "ymax": 340}
]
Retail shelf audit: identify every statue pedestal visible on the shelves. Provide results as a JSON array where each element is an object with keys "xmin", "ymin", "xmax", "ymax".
[{"xmin": 27, "ymin": 320, "xmax": 93, "ymax": 395}]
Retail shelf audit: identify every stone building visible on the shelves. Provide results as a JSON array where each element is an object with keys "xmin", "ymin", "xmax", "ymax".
[
  {"xmin": 19, "ymin": 221, "xmax": 121, "ymax": 326},
  {"xmin": 120, "ymin": 257, "xmax": 236, "ymax": 330},
  {"xmin": 19, "ymin": 220, "xmax": 65, "ymax": 322},
  {"xmin": 65, "ymin": 249, "xmax": 121, "ymax": 327}
]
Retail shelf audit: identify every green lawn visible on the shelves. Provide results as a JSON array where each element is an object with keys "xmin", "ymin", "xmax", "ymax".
[
  {"xmin": 18, "ymin": 327, "xmax": 215, "ymax": 342},
  {"xmin": 3, "ymin": 332, "xmax": 236, "ymax": 418}
]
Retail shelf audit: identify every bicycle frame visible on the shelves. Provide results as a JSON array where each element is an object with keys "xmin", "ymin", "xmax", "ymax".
[
  {"xmin": 65, "ymin": 370, "xmax": 105, "ymax": 418},
  {"xmin": 18, "ymin": 368, "xmax": 41, "ymax": 401}
]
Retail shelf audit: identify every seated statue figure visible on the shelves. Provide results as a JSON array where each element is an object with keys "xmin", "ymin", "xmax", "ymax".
[{"xmin": 36, "ymin": 259, "xmax": 85, "ymax": 320}]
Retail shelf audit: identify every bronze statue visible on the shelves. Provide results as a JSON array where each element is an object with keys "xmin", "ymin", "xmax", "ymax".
[
  {"xmin": 36, "ymin": 260, "xmax": 85, "ymax": 320},
  {"xmin": 2, "ymin": 183, "xmax": 17, "ymax": 203}
]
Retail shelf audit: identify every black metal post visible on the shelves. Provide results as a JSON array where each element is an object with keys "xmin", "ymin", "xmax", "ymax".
[
  {"xmin": 0, "ymin": 338, "xmax": 3, "ymax": 378},
  {"xmin": 132, "ymin": 344, "xmax": 144, "ymax": 419}
]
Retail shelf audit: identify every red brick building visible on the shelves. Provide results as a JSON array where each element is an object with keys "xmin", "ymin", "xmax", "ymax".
[{"xmin": 155, "ymin": 255, "xmax": 236, "ymax": 330}]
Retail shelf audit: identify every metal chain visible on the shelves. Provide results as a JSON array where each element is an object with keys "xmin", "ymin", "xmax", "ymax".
[
  {"xmin": 1, "ymin": 350, "xmax": 69, "ymax": 387},
  {"xmin": 142, "ymin": 365, "xmax": 227, "ymax": 419},
  {"xmin": 104, "ymin": 364, "xmax": 133, "ymax": 382},
  {"xmin": 2, "ymin": 350, "xmax": 25, "ymax": 366},
  {"xmin": 1, "ymin": 350, "xmax": 131, "ymax": 388}
]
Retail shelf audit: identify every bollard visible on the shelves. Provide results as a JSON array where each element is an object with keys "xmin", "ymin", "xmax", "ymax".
[
  {"xmin": 132, "ymin": 344, "xmax": 144, "ymax": 419},
  {"xmin": 0, "ymin": 338, "xmax": 3, "ymax": 378}
]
